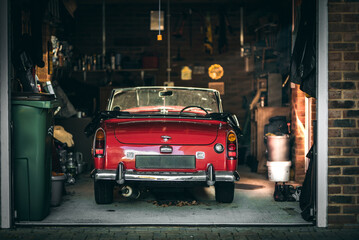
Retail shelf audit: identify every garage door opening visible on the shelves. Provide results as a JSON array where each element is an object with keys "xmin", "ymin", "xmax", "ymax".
[{"xmin": 6, "ymin": 0, "xmax": 321, "ymax": 227}]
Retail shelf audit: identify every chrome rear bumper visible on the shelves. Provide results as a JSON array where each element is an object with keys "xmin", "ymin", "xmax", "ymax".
[{"xmin": 94, "ymin": 163, "xmax": 240, "ymax": 186}]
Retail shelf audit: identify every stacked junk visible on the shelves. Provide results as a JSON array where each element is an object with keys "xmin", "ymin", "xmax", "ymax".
[
  {"xmin": 52, "ymin": 126, "xmax": 85, "ymax": 206},
  {"xmin": 264, "ymin": 116, "xmax": 301, "ymax": 202}
]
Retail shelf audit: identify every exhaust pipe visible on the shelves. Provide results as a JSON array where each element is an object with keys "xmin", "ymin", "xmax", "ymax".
[{"xmin": 120, "ymin": 185, "xmax": 140, "ymax": 199}]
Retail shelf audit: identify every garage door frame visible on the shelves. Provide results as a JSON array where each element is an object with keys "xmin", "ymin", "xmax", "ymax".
[
  {"xmin": 1, "ymin": 0, "xmax": 328, "ymax": 228},
  {"xmin": 316, "ymin": 0, "xmax": 328, "ymax": 228},
  {"xmin": 0, "ymin": 0, "xmax": 11, "ymax": 229}
]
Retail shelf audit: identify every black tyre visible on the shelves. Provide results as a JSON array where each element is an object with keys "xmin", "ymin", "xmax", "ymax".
[
  {"xmin": 215, "ymin": 182, "xmax": 235, "ymax": 203},
  {"xmin": 94, "ymin": 180, "xmax": 114, "ymax": 204}
]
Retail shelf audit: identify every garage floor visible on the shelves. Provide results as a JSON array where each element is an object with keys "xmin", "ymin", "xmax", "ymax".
[{"xmin": 17, "ymin": 166, "xmax": 312, "ymax": 226}]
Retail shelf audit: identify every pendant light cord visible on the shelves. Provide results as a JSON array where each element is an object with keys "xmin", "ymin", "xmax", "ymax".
[{"xmin": 158, "ymin": 0, "xmax": 161, "ymax": 36}]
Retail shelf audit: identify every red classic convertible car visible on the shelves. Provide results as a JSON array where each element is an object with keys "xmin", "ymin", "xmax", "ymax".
[{"xmin": 88, "ymin": 87, "xmax": 241, "ymax": 204}]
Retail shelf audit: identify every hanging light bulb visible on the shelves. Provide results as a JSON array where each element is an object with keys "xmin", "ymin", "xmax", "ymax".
[{"xmin": 157, "ymin": 0, "xmax": 162, "ymax": 40}]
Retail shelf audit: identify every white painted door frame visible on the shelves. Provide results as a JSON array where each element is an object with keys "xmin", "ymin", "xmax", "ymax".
[
  {"xmin": 0, "ymin": 0, "xmax": 12, "ymax": 229},
  {"xmin": 316, "ymin": 0, "xmax": 328, "ymax": 228}
]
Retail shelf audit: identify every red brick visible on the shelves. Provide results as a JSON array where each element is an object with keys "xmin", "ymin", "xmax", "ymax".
[
  {"xmin": 329, "ymin": 110, "xmax": 342, "ymax": 118},
  {"xmin": 330, "ymin": 33, "xmax": 342, "ymax": 42},
  {"xmin": 329, "ymin": 176, "xmax": 355, "ymax": 185},
  {"xmin": 329, "ymin": 157, "xmax": 356, "ymax": 166},
  {"xmin": 343, "ymin": 129, "xmax": 359, "ymax": 137},
  {"xmin": 329, "ymin": 43, "xmax": 356, "ymax": 51},
  {"xmin": 329, "ymin": 119, "xmax": 356, "ymax": 127},
  {"xmin": 329, "ymin": 195, "xmax": 355, "ymax": 204},
  {"xmin": 343, "ymin": 167, "xmax": 359, "ymax": 175},
  {"xmin": 329, "ymin": 82, "xmax": 355, "ymax": 90},
  {"xmin": 344, "ymin": 110, "xmax": 359, "ymax": 118},
  {"xmin": 329, "ymin": 72, "xmax": 342, "ymax": 81},
  {"xmin": 343, "ymin": 186, "xmax": 359, "ymax": 194},
  {"xmin": 329, "ymin": 62, "xmax": 356, "ymax": 71},
  {"xmin": 343, "ymin": 32, "xmax": 359, "ymax": 41},
  {"xmin": 329, "ymin": 167, "xmax": 342, "ymax": 175},
  {"xmin": 343, "ymin": 148, "xmax": 359, "ymax": 156},
  {"xmin": 344, "ymin": 52, "xmax": 359, "ymax": 60},
  {"xmin": 328, "ymin": 214, "xmax": 357, "ymax": 224},
  {"xmin": 343, "ymin": 72, "xmax": 359, "ymax": 80},
  {"xmin": 329, "ymin": 147, "xmax": 341, "ymax": 156},
  {"xmin": 329, "ymin": 90, "xmax": 342, "ymax": 99},
  {"xmin": 328, "ymin": 100, "xmax": 355, "ymax": 109},
  {"xmin": 328, "ymin": 205, "xmax": 341, "ymax": 214},
  {"xmin": 328, "ymin": 3, "xmax": 359, "ymax": 13},
  {"xmin": 329, "ymin": 14, "xmax": 342, "ymax": 22},
  {"xmin": 343, "ymin": 91, "xmax": 359, "ymax": 99},
  {"xmin": 329, "ymin": 23, "xmax": 357, "ymax": 32},
  {"xmin": 329, "ymin": 186, "xmax": 342, "ymax": 194},
  {"xmin": 343, "ymin": 205, "xmax": 359, "ymax": 214},
  {"xmin": 329, "ymin": 52, "xmax": 342, "ymax": 61},
  {"xmin": 329, "ymin": 138, "xmax": 356, "ymax": 147},
  {"xmin": 343, "ymin": 14, "xmax": 359, "ymax": 22},
  {"xmin": 329, "ymin": 129, "xmax": 342, "ymax": 137}
]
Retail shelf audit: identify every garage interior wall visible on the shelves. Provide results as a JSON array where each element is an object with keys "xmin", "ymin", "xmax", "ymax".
[
  {"xmin": 327, "ymin": 0, "xmax": 359, "ymax": 227},
  {"xmin": 67, "ymin": 1, "xmax": 291, "ymax": 127}
]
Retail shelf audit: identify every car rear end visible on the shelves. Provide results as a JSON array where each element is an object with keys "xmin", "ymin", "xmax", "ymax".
[{"xmin": 93, "ymin": 118, "xmax": 239, "ymax": 203}]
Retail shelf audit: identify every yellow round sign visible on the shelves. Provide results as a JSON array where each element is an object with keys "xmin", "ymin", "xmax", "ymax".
[{"xmin": 208, "ymin": 64, "xmax": 224, "ymax": 80}]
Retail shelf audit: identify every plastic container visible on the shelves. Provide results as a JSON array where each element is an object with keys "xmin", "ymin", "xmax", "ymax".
[
  {"xmin": 267, "ymin": 161, "xmax": 291, "ymax": 182},
  {"xmin": 266, "ymin": 135, "xmax": 290, "ymax": 161},
  {"xmin": 51, "ymin": 173, "xmax": 66, "ymax": 207},
  {"xmin": 12, "ymin": 93, "xmax": 58, "ymax": 221}
]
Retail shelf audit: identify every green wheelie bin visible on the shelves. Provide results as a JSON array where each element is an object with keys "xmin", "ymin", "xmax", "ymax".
[{"xmin": 12, "ymin": 93, "xmax": 58, "ymax": 221}]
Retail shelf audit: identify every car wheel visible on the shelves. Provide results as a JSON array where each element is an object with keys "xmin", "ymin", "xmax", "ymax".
[
  {"xmin": 94, "ymin": 180, "xmax": 114, "ymax": 204},
  {"xmin": 215, "ymin": 182, "xmax": 235, "ymax": 203}
]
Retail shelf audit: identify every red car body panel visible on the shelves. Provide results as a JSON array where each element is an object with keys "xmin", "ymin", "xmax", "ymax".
[{"xmin": 94, "ymin": 118, "xmax": 237, "ymax": 172}]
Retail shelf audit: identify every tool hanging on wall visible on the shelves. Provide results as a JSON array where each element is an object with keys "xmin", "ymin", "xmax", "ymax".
[
  {"xmin": 173, "ymin": 46, "xmax": 184, "ymax": 61},
  {"xmin": 218, "ymin": 10, "xmax": 228, "ymax": 54},
  {"xmin": 173, "ymin": 11, "xmax": 187, "ymax": 38},
  {"xmin": 204, "ymin": 12, "xmax": 213, "ymax": 55},
  {"xmin": 189, "ymin": 8, "xmax": 193, "ymax": 48}
]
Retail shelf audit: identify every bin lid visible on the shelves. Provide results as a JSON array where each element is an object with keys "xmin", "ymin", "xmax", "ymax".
[
  {"xmin": 12, "ymin": 92, "xmax": 55, "ymax": 101},
  {"xmin": 12, "ymin": 93, "xmax": 59, "ymax": 109}
]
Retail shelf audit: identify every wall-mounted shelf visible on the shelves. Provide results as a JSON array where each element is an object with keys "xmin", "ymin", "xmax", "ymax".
[
  {"xmin": 73, "ymin": 68, "xmax": 158, "ymax": 73},
  {"xmin": 72, "ymin": 68, "xmax": 158, "ymax": 83}
]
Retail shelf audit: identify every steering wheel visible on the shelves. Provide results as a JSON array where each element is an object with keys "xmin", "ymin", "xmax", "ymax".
[{"xmin": 180, "ymin": 106, "xmax": 209, "ymax": 115}]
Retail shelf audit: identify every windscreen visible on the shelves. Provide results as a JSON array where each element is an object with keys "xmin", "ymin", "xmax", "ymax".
[{"xmin": 109, "ymin": 88, "xmax": 220, "ymax": 114}]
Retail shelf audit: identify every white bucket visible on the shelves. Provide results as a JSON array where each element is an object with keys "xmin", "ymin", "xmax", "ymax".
[
  {"xmin": 266, "ymin": 135, "xmax": 290, "ymax": 161},
  {"xmin": 266, "ymin": 161, "xmax": 291, "ymax": 182}
]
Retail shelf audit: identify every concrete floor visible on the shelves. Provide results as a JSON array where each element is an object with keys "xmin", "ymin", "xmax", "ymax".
[{"xmin": 17, "ymin": 166, "xmax": 311, "ymax": 226}]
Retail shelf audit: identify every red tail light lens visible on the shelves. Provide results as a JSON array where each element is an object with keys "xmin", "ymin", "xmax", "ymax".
[
  {"xmin": 228, "ymin": 143, "xmax": 236, "ymax": 151},
  {"xmin": 94, "ymin": 129, "xmax": 105, "ymax": 157},
  {"xmin": 227, "ymin": 131, "xmax": 237, "ymax": 160}
]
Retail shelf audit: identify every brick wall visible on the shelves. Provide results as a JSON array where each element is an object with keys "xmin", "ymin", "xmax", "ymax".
[
  {"xmin": 328, "ymin": 0, "xmax": 359, "ymax": 226},
  {"xmin": 291, "ymin": 84, "xmax": 306, "ymax": 183},
  {"xmin": 290, "ymin": 84, "xmax": 317, "ymax": 184}
]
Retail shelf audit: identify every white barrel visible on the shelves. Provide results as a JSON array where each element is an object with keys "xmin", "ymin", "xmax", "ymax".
[{"xmin": 266, "ymin": 135, "xmax": 290, "ymax": 161}]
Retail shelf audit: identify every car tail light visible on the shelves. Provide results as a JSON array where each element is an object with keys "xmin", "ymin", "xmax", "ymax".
[
  {"xmin": 94, "ymin": 128, "xmax": 105, "ymax": 157},
  {"xmin": 227, "ymin": 131, "xmax": 237, "ymax": 160}
]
